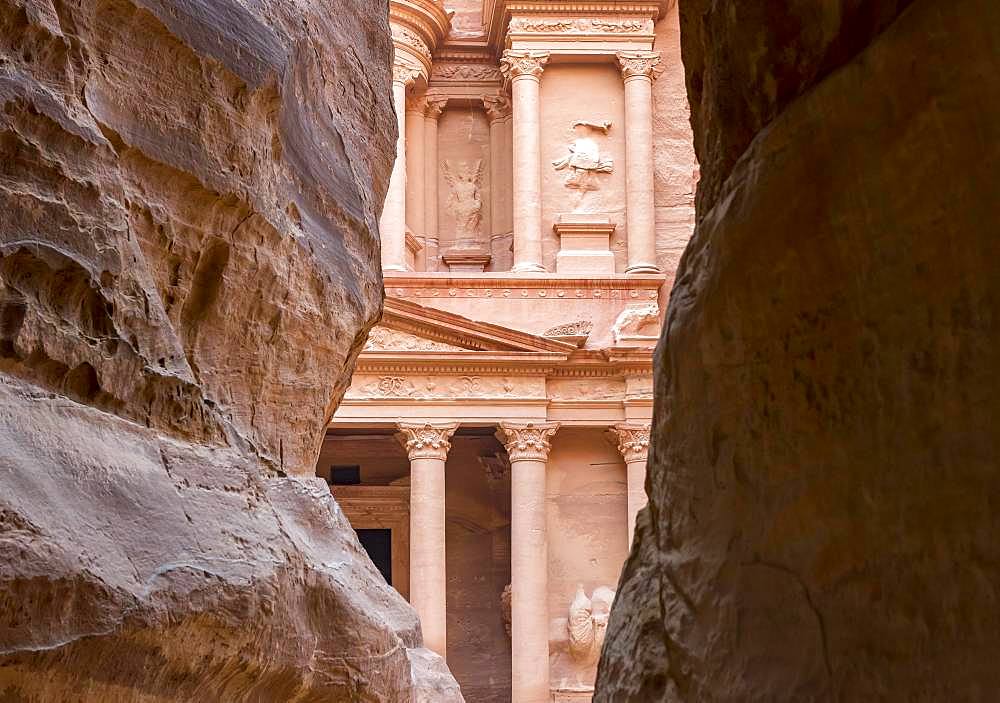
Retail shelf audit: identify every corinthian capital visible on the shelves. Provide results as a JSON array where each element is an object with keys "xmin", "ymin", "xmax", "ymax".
[
  {"xmin": 425, "ymin": 95, "xmax": 448, "ymax": 119},
  {"xmin": 610, "ymin": 423, "xmax": 651, "ymax": 463},
  {"xmin": 397, "ymin": 422, "xmax": 459, "ymax": 461},
  {"xmin": 497, "ymin": 422, "xmax": 560, "ymax": 462},
  {"xmin": 482, "ymin": 93, "xmax": 512, "ymax": 122},
  {"xmin": 616, "ymin": 51, "xmax": 662, "ymax": 81},
  {"xmin": 500, "ymin": 50, "xmax": 550, "ymax": 81},
  {"xmin": 392, "ymin": 60, "xmax": 422, "ymax": 86}
]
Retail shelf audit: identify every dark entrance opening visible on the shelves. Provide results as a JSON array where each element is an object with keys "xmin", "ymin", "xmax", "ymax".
[{"xmin": 356, "ymin": 528, "xmax": 392, "ymax": 585}]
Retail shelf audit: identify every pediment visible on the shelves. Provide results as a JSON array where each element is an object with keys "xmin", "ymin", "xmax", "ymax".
[{"xmin": 365, "ymin": 297, "xmax": 577, "ymax": 354}]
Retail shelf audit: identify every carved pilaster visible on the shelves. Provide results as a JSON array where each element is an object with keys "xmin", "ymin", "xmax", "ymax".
[
  {"xmin": 397, "ymin": 422, "xmax": 459, "ymax": 461},
  {"xmin": 482, "ymin": 93, "xmax": 512, "ymax": 123},
  {"xmin": 498, "ymin": 422, "xmax": 560, "ymax": 462},
  {"xmin": 615, "ymin": 51, "xmax": 662, "ymax": 81},
  {"xmin": 610, "ymin": 423, "xmax": 651, "ymax": 464},
  {"xmin": 425, "ymin": 95, "xmax": 448, "ymax": 120},
  {"xmin": 499, "ymin": 49, "xmax": 550, "ymax": 82}
]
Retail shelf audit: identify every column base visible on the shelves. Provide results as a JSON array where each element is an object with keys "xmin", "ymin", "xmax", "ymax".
[
  {"xmin": 511, "ymin": 262, "xmax": 547, "ymax": 274},
  {"xmin": 625, "ymin": 264, "xmax": 661, "ymax": 275}
]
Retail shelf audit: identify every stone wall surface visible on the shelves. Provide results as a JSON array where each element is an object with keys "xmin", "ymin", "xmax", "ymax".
[
  {"xmin": 597, "ymin": 0, "xmax": 1000, "ymax": 700},
  {"xmin": 0, "ymin": 0, "xmax": 462, "ymax": 699}
]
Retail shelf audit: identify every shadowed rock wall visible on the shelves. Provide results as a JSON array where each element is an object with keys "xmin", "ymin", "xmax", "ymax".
[
  {"xmin": 0, "ymin": 0, "xmax": 462, "ymax": 699},
  {"xmin": 596, "ymin": 0, "xmax": 1000, "ymax": 700}
]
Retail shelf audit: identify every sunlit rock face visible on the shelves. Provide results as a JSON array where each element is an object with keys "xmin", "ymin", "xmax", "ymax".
[
  {"xmin": 596, "ymin": 0, "xmax": 1000, "ymax": 700},
  {"xmin": 0, "ymin": 0, "xmax": 461, "ymax": 699}
]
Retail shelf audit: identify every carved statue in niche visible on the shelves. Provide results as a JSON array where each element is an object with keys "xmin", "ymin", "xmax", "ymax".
[
  {"xmin": 567, "ymin": 584, "xmax": 616, "ymax": 663},
  {"xmin": 442, "ymin": 159, "xmax": 485, "ymax": 246},
  {"xmin": 552, "ymin": 120, "xmax": 613, "ymax": 210}
]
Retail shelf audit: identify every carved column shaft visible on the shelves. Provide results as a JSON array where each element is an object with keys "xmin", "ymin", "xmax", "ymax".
[
  {"xmin": 484, "ymin": 94, "xmax": 512, "ymax": 269},
  {"xmin": 380, "ymin": 64, "xmax": 419, "ymax": 272},
  {"xmin": 498, "ymin": 421, "xmax": 560, "ymax": 703},
  {"xmin": 423, "ymin": 97, "xmax": 446, "ymax": 272},
  {"xmin": 617, "ymin": 51, "xmax": 662, "ymax": 275},
  {"xmin": 405, "ymin": 97, "xmax": 426, "ymax": 250},
  {"xmin": 501, "ymin": 50, "xmax": 549, "ymax": 273},
  {"xmin": 611, "ymin": 422, "xmax": 651, "ymax": 545},
  {"xmin": 398, "ymin": 421, "xmax": 458, "ymax": 657}
]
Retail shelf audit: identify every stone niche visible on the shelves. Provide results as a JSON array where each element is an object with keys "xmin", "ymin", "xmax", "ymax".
[
  {"xmin": 437, "ymin": 105, "xmax": 493, "ymax": 270},
  {"xmin": 540, "ymin": 63, "xmax": 627, "ymax": 273}
]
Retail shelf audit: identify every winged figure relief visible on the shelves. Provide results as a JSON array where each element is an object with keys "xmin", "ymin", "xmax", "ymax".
[
  {"xmin": 567, "ymin": 584, "xmax": 616, "ymax": 663},
  {"xmin": 442, "ymin": 159, "xmax": 485, "ymax": 242}
]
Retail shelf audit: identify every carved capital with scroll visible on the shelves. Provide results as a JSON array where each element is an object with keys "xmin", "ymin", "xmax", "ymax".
[
  {"xmin": 615, "ymin": 51, "xmax": 662, "ymax": 81},
  {"xmin": 397, "ymin": 422, "xmax": 459, "ymax": 461},
  {"xmin": 498, "ymin": 422, "xmax": 560, "ymax": 462},
  {"xmin": 500, "ymin": 50, "xmax": 550, "ymax": 82},
  {"xmin": 610, "ymin": 423, "xmax": 651, "ymax": 464},
  {"xmin": 392, "ymin": 60, "xmax": 422, "ymax": 86},
  {"xmin": 482, "ymin": 93, "xmax": 512, "ymax": 123},
  {"xmin": 424, "ymin": 95, "xmax": 448, "ymax": 119}
]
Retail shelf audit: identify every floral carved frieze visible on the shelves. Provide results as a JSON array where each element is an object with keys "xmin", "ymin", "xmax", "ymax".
[
  {"xmin": 547, "ymin": 378, "xmax": 625, "ymax": 401},
  {"xmin": 363, "ymin": 326, "xmax": 463, "ymax": 352},
  {"xmin": 386, "ymin": 286, "xmax": 659, "ymax": 300},
  {"xmin": 431, "ymin": 63, "xmax": 503, "ymax": 82},
  {"xmin": 391, "ymin": 25, "xmax": 430, "ymax": 60},
  {"xmin": 508, "ymin": 17, "xmax": 653, "ymax": 34},
  {"xmin": 544, "ymin": 320, "xmax": 593, "ymax": 336},
  {"xmin": 347, "ymin": 374, "xmax": 546, "ymax": 400}
]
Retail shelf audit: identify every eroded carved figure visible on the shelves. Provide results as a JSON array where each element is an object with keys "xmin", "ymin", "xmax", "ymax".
[
  {"xmin": 553, "ymin": 121, "xmax": 614, "ymax": 210},
  {"xmin": 443, "ymin": 159, "xmax": 485, "ymax": 242},
  {"xmin": 612, "ymin": 302, "xmax": 660, "ymax": 342},
  {"xmin": 568, "ymin": 585, "xmax": 616, "ymax": 663}
]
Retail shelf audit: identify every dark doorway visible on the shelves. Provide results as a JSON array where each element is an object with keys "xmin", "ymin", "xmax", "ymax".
[{"xmin": 356, "ymin": 528, "xmax": 392, "ymax": 585}]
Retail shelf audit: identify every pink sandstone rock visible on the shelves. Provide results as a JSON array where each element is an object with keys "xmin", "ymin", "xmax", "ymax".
[
  {"xmin": 597, "ymin": 0, "xmax": 1000, "ymax": 699},
  {"xmin": 0, "ymin": 0, "xmax": 461, "ymax": 699}
]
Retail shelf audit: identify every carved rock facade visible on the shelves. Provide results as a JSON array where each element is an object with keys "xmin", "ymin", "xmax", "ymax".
[{"xmin": 0, "ymin": 0, "xmax": 461, "ymax": 700}]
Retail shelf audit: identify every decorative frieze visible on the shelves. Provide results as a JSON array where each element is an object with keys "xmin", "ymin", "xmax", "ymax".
[
  {"xmin": 547, "ymin": 378, "xmax": 625, "ymax": 401},
  {"xmin": 610, "ymin": 423, "xmax": 651, "ymax": 463},
  {"xmin": 396, "ymin": 421, "xmax": 459, "ymax": 461},
  {"xmin": 363, "ymin": 326, "xmax": 463, "ymax": 352},
  {"xmin": 498, "ymin": 422, "xmax": 560, "ymax": 461},
  {"xmin": 431, "ymin": 63, "xmax": 503, "ymax": 82},
  {"xmin": 500, "ymin": 49, "xmax": 550, "ymax": 80},
  {"xmin": 349, "ymin": 374, "xmax": 546, "ymax": 400},
  {"xmin": 508, "ymin": 17, "xmax": 653, "ymax": 35},
  {"xmin": 544, "ymin": 320, "xmax": 593, "ymax": 337}
]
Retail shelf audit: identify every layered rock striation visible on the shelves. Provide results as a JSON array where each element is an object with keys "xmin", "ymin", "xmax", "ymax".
[
  {"xmin": 597, "ymin": 0, "xmax": 1000, "ymax": 700},
  {"xmin": 0, "ymin": 0, "xmax": 461, "ymax": 699}
]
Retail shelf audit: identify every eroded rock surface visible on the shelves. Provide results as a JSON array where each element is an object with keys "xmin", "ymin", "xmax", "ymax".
[
  {"xmin": 597, "ymin": 0, "xmax": 1000, "ymax": 700},
  {"xmin": 0, "ymin": 0, "xmax": 461, "ymax": 699}
]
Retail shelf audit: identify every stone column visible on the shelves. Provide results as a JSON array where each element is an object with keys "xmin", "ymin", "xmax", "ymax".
[
  {"xmin": 498, "ymin": 421, "xmax": 560, "ymax": 703},
  {"xmin": 500, "ymin": 50, "xmax": 549, "ymax": 273},
  {"xmin": 405, "ymin": 96, "xmax": 426, "ymax": 249},
  {"xmin": 617, "ymin": 51, "xmax": 662, "ymax": 275},
  {"xmin": 397, "ymin": 421, "xmax": 458, "ymax": 657},
  {"xmin": 380, "ymin": 62, "xmax": 420, "ymax": 272},
  {"xmin": 611, "ymin": 423, "xmax": 651, "ymax": 545},
  {"xmin": 483, "ymin": 93, "xmax": 512, "ymax": 269},
  {"xmin": 423, "ymin": 96, "xmax": 447, "ymax": 272}
]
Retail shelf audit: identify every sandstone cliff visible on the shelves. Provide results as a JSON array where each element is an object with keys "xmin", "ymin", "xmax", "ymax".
[
  {"xmin": 597, "ymin": 0, "xmax": 1000, "ymax": 700},
  {"xmin": 0, "ymin": 0, "xmax": 462, "ymax": 699}
]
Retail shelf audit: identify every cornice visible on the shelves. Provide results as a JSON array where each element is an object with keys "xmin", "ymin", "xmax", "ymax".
[{"xmin": 483, "ymin": 0, "xmax": 668, "ymax": 50}]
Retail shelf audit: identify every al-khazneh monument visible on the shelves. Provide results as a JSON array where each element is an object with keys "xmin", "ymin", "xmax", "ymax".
[{"xmin": 320, "ymin": 1, "xmax": 696, "ymax": 700}]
